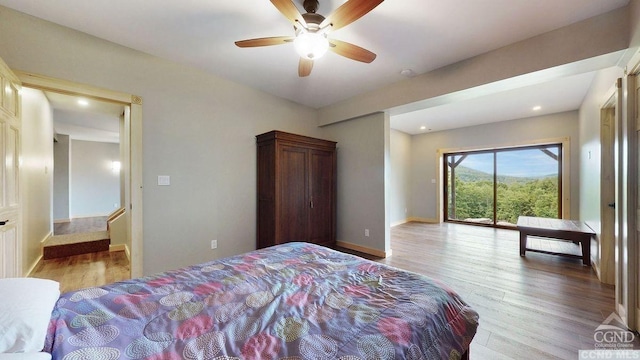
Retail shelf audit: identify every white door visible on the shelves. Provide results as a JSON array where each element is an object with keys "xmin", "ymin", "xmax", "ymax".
[
  {"xmin": 0, "ymin": 57, "xmax": 22, "ymax": 278},
  {"xmin": 615, "ymin": 74, "xmax": 638, "ymax": 330},
  {"xmin": 599, "ymin": 88, "xmax": 618, "ymax": 285}
]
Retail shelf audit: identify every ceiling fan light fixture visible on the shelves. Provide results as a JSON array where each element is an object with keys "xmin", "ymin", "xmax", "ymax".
[{"xmin": 294, "ymin": 31, "xmax": 329, "ymax": 60}]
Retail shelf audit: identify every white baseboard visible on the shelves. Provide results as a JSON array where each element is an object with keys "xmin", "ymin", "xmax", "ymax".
[
  {"xmin": 54, "ymin": 219, "xmax": 70, "ymax": 224},
  {"xmin": 408, "ymin": 217, "xmax": 439, "ymax": 224},
  {"xmin": 109, "ymin": 244, "xmax": 126, "ymax": 252},
  {"xmin": 391, "ymin": 219, "xmax": 409, "ymax": 227},
  {"xmin": 592, "ymin": 259, "xmax": 602, "ymax": 282},
  {"xmin": 26, "ymin": 231, "xmax": 50, "ymax": 278},
  {"xmin": 25, "ymin": 254, "xmax": 43, "ymax": 277},
  {"xmin": 40, "ymin": 231, "xmax": 53, "ymax": 247},
  {"xmin": 336, "ymin": 241, "xmax": 391, "ymax": 258},
  {"xmin": 110, "ymin": 244, "xmax": 131, "ymax": 263}
]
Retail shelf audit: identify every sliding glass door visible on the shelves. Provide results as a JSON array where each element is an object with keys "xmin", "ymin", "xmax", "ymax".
[
  {"xmin": 445, "ymin": 144, "xmax": 562, "ymax": 227},
  {"xmin": 446, "ymin": 152, "xmax": 494, "ymax": 224}
]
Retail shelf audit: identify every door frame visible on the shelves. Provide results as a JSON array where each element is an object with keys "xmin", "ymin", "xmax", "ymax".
[
  {"xmin": 15, "ymin": 71, "xmax": 144, "ymax": 278},
  {"xmin": 597, "ymin": 82, "xmax": 620, "ymax": 285},
  {"xmin": 0, "ymin": 58, "xmax": 22, "ymax": 278}
]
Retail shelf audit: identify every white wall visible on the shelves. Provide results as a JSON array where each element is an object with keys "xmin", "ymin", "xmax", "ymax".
[
  {"xmin": 410, "ymin": 111, "xmax": 580, "ymax": 221},
  {"xmin": 20, "ymin": 88, "xmax": 53, "ymax": 274},
  {"xmin": 69, "ymin": 140, "xmax": 120, "ymax": 218},
  {"xmin": 322, "ymin": 113, "xmax": 389, "ymax": 253},
  {"xmin": 0, "ymin": 6, "xmax": 323, "ymax": 274},
  {"xmin": 578, "ymin": 67, "xmax": 623, "ymax": 231},
  {"xmin": 578, "ymin": 67, "xmax": 624, "ymax": 281},
  {"xmin": 390, "ymin": 129, "xmax": 412, "ymax": 225},
  {"xmin": 53, "ymin": 134, "xmax": 70, "ymax": 220}
]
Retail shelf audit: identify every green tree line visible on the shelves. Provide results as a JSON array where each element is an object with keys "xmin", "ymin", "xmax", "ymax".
[{"xmin": 448, "ymin": 177, "xmax": 558, "ymax": 224}]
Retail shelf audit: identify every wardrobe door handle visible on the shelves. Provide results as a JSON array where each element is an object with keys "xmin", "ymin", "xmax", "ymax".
[{"xmin": 0, "ymin": 220, "xmax": 9, "ymax": 226}]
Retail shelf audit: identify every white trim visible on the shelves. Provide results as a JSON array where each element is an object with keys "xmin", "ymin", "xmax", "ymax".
[
  {"xmin": 109, "ymin": 244, "xmax": 126, "ymax": 252},
  {"xmin": 24, "ymin": 255, "xmax": 42, "ymax": 278},
  {"xmin": 408, "ymin": 217, "xmax": 439, "ymax": 224},
  {"xmin": 25, "ymin": 231, "xmax": 52, "ymax": 277},
  {"xmin": 336, "ymin": 241, "xmax": 391, "ymax": 258}
]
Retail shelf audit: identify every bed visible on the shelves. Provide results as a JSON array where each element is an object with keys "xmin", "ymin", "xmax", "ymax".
[{"xmin": 40, "ymin": 242, "xmax": 478, "ymax": 359}]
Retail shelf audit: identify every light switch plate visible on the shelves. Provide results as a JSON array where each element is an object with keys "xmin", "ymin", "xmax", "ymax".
[{"xmin": 158, "ymin": 175, "xmax": 171, "ymax": 186}]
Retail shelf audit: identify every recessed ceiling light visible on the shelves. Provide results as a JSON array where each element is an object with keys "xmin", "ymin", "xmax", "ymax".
[
  {"xmin": 400, "ymin": 69, "xmax": 416, "ymax": 77},
  {"xmin": 420, "ymin": 126, "xmax": 426, "ymax": 130},
  {"xmin": 532, "ymin": 105, "xmax": 542, "ymax": 111},
  {"xmin": 77, "ymin": 99, "xmax": 89, "ymax": 106}
]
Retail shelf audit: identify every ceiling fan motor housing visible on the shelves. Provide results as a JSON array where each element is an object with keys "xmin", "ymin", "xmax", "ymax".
[
  {"xmin": 302, "ymin": 13, "xmax": 325, "ymax": 27},
  {"xmin": 303, "ymin": 0, "xmax": 320, "ymax": 13}
]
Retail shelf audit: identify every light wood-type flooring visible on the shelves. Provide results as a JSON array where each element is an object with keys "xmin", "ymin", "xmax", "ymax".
[
  {"xmin": 31, "ymin": 221, "xmax": 636, "ymax": 359},
  {"xmin": 30, "ymin": 250, "xmax": 130, "ymax": 293},
  {"xmin": 383, "ymin": 222, "xmax": 637, "ymax": 359}
]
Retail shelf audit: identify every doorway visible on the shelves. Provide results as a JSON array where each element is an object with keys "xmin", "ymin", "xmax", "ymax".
[{"xmin": 16, "ymin": 71, "xmax": 144, "ymax": 278}]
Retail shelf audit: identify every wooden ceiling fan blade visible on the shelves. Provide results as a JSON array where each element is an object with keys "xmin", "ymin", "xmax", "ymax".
[
  {"xmin": 329, "ymin": 39, "xmax": 376, "ymax": 63},
  {"xmin": 299, "ymin": 58, "xmax": 313, "ymax": 77},
  {"xmin": 270, "ymin": 0, "xmax": 307, "ymax": 28},
  {"xmin": 320, "ymin": 0, "xmax": 384, "ymax": 31},
  {"xmin": 235, "ymin": 36, "xmax": 295, "ymax": 48}
]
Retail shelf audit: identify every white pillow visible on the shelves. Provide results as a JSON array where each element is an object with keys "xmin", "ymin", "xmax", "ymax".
[{"xmin": 0, "ymin": 278, "xmax": 60, "ymax": 353}]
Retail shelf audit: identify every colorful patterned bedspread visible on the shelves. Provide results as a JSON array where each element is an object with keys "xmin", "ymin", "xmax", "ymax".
[{"xmin": 45, "ymin": 242, "xmax": 479, "ymax": 360}]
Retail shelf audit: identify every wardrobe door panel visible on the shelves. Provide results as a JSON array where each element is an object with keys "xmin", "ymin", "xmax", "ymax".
[
  {"xmin": 309, "ymin": 149, "xmax": 334, "ymax": 246},
  {"xmin": 279, "ymin": 146, "xmax": 309, "ymax": 243}
]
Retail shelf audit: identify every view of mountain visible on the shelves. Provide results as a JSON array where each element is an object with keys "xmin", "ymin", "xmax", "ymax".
[{"xmin": 451, "ymin": 165, "xmax": 557, "ymax": 184}]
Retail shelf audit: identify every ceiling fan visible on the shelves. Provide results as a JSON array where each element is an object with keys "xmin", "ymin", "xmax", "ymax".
[{"xmin": 235, "ymin": 0, "xmax": 384, "ymax": 77}]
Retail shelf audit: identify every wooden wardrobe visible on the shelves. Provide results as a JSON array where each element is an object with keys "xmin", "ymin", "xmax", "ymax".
[{"xmin": 256, "ymin": 130, "xmax": 336, "ymax": 249}]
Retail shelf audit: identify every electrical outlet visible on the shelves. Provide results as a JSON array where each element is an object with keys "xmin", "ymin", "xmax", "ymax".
[
  {"xmin": 211, "ymin": 240, "xmax": 217, "ymax": 249},
  {"xmin": 365, "ymin": 229, "xmax": 369, "ymax": 237}
]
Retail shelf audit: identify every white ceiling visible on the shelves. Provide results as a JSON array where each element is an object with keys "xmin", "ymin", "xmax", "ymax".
[
  {"xmin": 391, "ymin": 71, "xmax": 598, "ymax": 134},
  {"xmin": 0, "ymin": 0, "xmax": 630, "ymax": 134},
  {"xmin": 45, "ymin": 91, "xmax": 123, "ymax": 143}
]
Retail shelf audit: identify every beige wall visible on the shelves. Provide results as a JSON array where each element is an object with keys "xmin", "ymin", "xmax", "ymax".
[
  {"xmin": 0, "ymin": 6, "xmax": 323, "ymax": 275},
  {"xmin": 20, "ymin": 88, "xmax": 53, "ymax": 275},
  {"xmin": 53, "ymin": 134, "xmax": 70, "ymax": 221},
  {"xmin": 390, "ymin": 129, "xmax": 412, "ymax": 226},
  {"xmin": 409, "ymin": 111, "xmax": 580, "ymax": 222},
  {"xmin": 631, "ymin": 0, "xmax": 640, "ymax": 48},
  {"xmin": 70, "ymin": 140, "xmax": 120, "ymax": 217},
  {"xmin": 322, "ymin": 113, "xmax": 389, "ymax": 253}
]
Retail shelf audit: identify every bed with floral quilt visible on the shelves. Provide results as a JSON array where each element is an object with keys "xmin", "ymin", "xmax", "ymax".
[{"xmin": 44, "ymin": 242, "xmax": 479, "ymax": 360}]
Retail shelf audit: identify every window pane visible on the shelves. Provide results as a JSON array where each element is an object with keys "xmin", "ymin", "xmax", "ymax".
[
  {"xmin": 495, "ymin": 146, "xmax": 560, "ymax": 226},
  {"xmin": 447, "ymin": 152, "xmax": 494, "ymax": 224}
]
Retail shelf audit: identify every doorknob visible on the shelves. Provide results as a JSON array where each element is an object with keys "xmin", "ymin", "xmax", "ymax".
[
  {"xmin": 0, "ymin": 220, "xmax": 8, "ymax": 226},
  {"xmin": 608, "ymin": 203, "xmax": 615, "ymax": 208}
]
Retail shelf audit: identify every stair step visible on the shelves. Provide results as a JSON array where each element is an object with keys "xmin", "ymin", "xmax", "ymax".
[{"xmin": 44, "ymin": 231, "xmax": 110, "ymax": 260}]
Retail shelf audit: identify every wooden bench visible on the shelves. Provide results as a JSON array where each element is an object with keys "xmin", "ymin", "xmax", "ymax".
[{"xmin": 517, "ymin": 216, "xmax": 594, "ymax": 266}]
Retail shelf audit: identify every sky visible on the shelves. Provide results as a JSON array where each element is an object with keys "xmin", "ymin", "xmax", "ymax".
[{"xmin": 453, "ymin": 147, "xmax": 559, "ymax": 177}]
